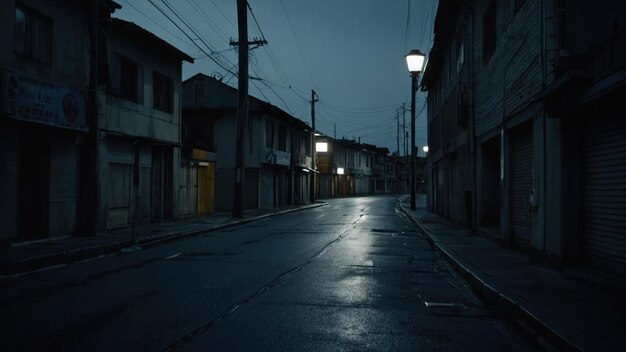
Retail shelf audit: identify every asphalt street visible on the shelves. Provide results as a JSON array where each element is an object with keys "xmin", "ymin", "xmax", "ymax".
[{"xmin": 0, "ymin": 195, "xmax": 531, "ymax": 351}]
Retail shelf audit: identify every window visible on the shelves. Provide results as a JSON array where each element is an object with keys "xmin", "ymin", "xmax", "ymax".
[
  {"xmin": 153, "ymin": 71, "xmax": 173, "ymax": 112},
  {"xmin": 278, "ymin": 126, "xmax": 287, "ymax": 151},
  {"xmin": 482, "ymin": 0, "xmax": 497, "ymax": 63},
  {"xmin": 457, "ymin": 31, "xmax": 464, "ymax": 73},
  {"xmin": 265, "ymin": 119, "xmax": 274, "ymax": 148},
  {"xmin": 110, "ymin": 53, "xmax": 140, "ymax": 102},
  {"xmin": 14, "ymin": 3, "xmax": 52, "ymax": 65}
]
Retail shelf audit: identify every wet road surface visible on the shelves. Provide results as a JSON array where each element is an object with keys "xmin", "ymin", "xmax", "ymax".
[{"xmin": 0, "ymin": 195, "xmax": 530, "ymax": 351}]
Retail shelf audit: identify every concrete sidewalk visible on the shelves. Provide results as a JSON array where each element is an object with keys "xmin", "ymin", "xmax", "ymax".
[
  {"xmin": 400, "ymin": 194, "xmax": 625, "ymax": 352},
  {"xmin": 0, "ymin": 202, "xmax": 326, "ymax": 278}
]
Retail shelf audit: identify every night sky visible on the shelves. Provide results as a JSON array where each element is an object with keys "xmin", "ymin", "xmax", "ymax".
[{"xmin": 113, "ymin": 0, "xmax": 437, "ymax": 156}]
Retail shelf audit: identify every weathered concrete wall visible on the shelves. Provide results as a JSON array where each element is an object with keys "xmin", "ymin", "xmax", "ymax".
[
  {"xmin": 473, "ymin": 0, "xmax": 542, "ymax": 137},
  {"xmin": 0, "ymin": 0, "xmax": 89, "ymax": 91}
]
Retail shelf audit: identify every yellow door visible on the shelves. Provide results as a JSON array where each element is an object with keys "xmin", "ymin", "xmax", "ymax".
[
  {"xmin": 197, "ymin": 163, "xmax": 215, "ymax": 214},
  {"xmin": 207, "ymin": 163, "xmax": 215, "ymax": 213},
  {"xmin": 197, "ymin": 166, "xmax": 207, "ymax": 214}
]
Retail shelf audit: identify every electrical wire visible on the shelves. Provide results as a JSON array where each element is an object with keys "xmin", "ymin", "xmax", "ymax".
[
  {"xmin": 278, "ymin": 0, "xmax": 319, "ymax": 92},
  {"xmin": 146, "ymin": 0, "xmax": 237, "ymax": 76},
  {"xmin": 186, "ymin": 0, "xmax": 231, "ymax": 43},
  {"xmin": 404, "ymin": 0, "xmax": 412, "ymax": 51},
  {"xmin": 119, "ymin": 0, "xmax": 198, "ymax": 53}
]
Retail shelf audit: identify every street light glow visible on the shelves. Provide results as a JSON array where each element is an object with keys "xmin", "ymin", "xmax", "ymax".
[
  {"xmin": 405, "ymin": 49, "xmax": 426, "ymax": 74},
  {"xmin": 337, "ymin": 167, "xmax": 345, "ymax": 175},
  {"xmin": 423, "ymin": 146, "xmax": 429, "ymax": 153}
]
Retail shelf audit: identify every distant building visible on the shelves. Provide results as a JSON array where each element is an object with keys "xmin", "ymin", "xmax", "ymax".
[
  {"xmin": 422, "ymin": 0, "xmax": 626, "ymax": 279},
  {"xmin": 182, "ymin": 74, "xmax": 314, "ymax": 211},
  {"xmin": 315, "ymin": 137, "xmax": 400, "ymax": 198}
]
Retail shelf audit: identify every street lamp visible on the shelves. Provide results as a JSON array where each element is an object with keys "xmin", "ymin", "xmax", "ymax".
[
  {"xmin": 405, "ymin": 49, "xmax": 425, "ymax": 210},
  {"xmin": 422, "ymin": 146, "xmax": 429, "ymax": 154}
]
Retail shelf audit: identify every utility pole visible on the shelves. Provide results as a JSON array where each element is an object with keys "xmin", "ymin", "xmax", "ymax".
[
  {"xmin": 396, "ymin": 110, "xmax": 400, "ymax": 155},
  {"xmin": 402, "ymin": 102, "xmax": 407, "ymax": 157},
  {"xmin": 310, "ymin": 89, "xmax": 319, "ymax": 203},
  {"xmin": 231, "ymin": 1, "xmax": 267, "ymax": 218},
  {"xmin": 233, "ymin": 0, "xmax": 249, "ymax": 218},
  {"xmin": 78, "ymin": 0, "xmax": 98, "ymax": 236},
  {"xmin": 334, "ymin": 123, "xmax": 336, "ymax": 139}
]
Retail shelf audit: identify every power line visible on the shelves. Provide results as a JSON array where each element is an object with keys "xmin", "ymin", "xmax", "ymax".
[
  {"xmin": 247, "ymin": 2, "xmax": 267, "ymax": 41},
  {"xmin": 404, "ymin": 0, "xmax": 412, "ymax": 51},
  {"xmin": 186, "ymin": 0, "xmax": 231, "ymax": 43},
  {"xmin": 147, "ymin": 0, "xmax": 236, "ymax": 77},
  {"xmin": 278, "ymin": 0, "xmax": 319, "ymax": 92},
  {"xmin": 119, "ymin": 0, "xmax": 198, "ymax": 53}
]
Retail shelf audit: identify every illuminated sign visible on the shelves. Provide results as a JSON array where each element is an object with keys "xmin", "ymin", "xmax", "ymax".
[{"xmin": 316, "ymin": 142, "xmax": 328, "ymax": 152}]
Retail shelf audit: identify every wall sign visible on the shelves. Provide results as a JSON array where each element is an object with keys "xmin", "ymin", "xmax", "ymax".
[{"xmin": 1, "ymin": 69, "xmax": 87, "ymax": 131}]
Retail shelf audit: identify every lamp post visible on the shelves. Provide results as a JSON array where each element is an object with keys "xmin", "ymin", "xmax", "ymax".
[{"xmin": 405, "ymin": 49, "xmax": 425, "ymax": 210}]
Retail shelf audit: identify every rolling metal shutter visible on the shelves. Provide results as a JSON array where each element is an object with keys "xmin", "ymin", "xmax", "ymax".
[
  {"xmin": 510, "ymin": 122, "xmax": 533, "ymax": 248},
  {"xmin": 48, "ymin": 135, "xmax": 77, "ymax": 236},
  {"xmin": 450, "ymin": 150, "xmax": 466, "ymax": 224},
  {"xmin": 583, "ymin": 119, "xmax": 626, "ymax": 279}
]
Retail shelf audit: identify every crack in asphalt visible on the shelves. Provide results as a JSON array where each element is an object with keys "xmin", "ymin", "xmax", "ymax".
[{"xmin": 164, "ymin": 214, "xmax": 366, "ymax": 352}]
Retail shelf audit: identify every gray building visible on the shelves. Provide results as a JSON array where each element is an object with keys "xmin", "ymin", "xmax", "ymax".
[
  {"xmin": 95, "ymin": 18, "xmax": 192, "ymax": 231},
  {"xmin": 422, "ymin": 0, "xmax": 626, "ymax": 279},
  {"xmin": 182, "ymin": 74, "xmax": 314, "ymax": 211},
  {"xmin": 0, "ymin": 0, "xmax": 113, "ymax": 242}
]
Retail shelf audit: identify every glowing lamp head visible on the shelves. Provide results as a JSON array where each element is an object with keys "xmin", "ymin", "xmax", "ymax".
[
  {"xmin": 405, "ymin": 49, "xmax": 426, "ymax": 74},
  {"xmin": 337, "ymin": 167, "xmax": 345, "ymax": 175}
]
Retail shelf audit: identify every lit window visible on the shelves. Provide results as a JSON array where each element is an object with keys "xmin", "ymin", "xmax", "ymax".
[{"xmin": 316, "ymin": 142, "xmax": 328, "ymax": 152}]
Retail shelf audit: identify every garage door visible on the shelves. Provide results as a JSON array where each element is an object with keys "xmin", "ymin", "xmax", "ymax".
[
  {"xmin": 509, "ymin": 122, "xmax": 533, "ymax": 248},
  {"xmin": 583, "ymin": 117, "xmax": 626, "ymax": 278}
]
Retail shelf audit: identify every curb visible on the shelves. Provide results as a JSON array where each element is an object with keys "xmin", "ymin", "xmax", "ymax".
[
  {"xmin": 398, "ymin": 201, "xmax": 583, "ymax": 352},
  {"xmin": 0, "ymin": 240, "xmax": 132, "ymax": 277},
  {"xmin": 2, "ymin": 202, "xmax": 328, "ymax": 278},
  {"xmin": 139, "ymin": 202, "xmax": 328, "ymax": 248}
]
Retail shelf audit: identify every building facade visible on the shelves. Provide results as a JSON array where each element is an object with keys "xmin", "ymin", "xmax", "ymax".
[
  {"xmin": 423, "ymin": 0, "xmax": 626, "ymax": 279},
  {"xmin": 182, "ymin": 74, "xmax": 314, "ymax": 211},
  {"xmin": 0, "ymin": 0, "xmax": 107, "ymax": 242},
  {"xmin": 95, "ymin": 18, "xmax": 192, "ymax": 231}
]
